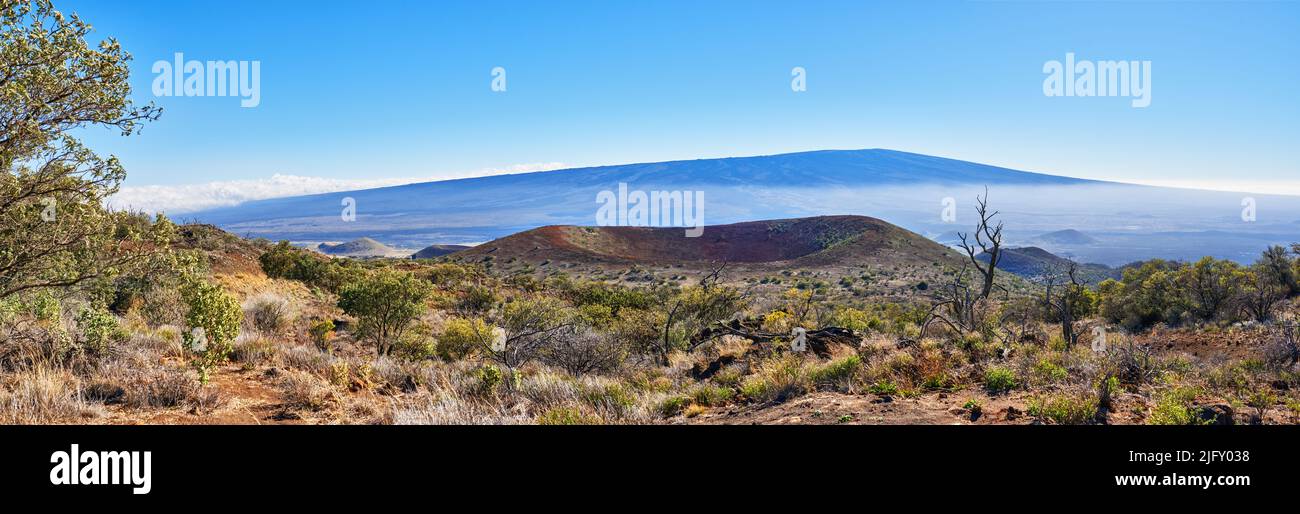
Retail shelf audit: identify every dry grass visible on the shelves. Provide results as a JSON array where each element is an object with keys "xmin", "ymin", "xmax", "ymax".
[
  {"xmin": 0, "ymin": 366, "xmax": 102, "ymax": 424},
  {"xmin": 243, "ymin": 292, "xmax": 296, "ymax": 335},
  {"xmin": 231, "ymin": 334, "xmax": 280, "ymax": 366},
  {"xmin": 279, "ymin": 370, "xmax": 337, "ymax": 412},
  {"xmin": 389, "ymin": 394, "xmax": 530, "ymax": 425},
  {"xmin": 121, "ymin": 368, "xmax": 204, "ymax": 409}
]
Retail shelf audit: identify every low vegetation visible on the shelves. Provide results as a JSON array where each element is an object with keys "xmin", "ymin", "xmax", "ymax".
[{"xmin": 1, "ymin": 0, "xmax": 1298, "ymax": 425}]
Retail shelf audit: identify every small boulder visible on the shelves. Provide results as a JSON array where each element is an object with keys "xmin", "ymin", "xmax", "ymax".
[{"xmin": 1194, "ymin": 404, "xmax": 1234, "ymax": 425}]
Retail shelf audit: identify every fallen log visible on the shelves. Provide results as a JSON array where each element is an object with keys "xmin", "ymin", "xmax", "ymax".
[{"xmin": 691, "ymin": 318, "xmax": 862, "ymax": 358}]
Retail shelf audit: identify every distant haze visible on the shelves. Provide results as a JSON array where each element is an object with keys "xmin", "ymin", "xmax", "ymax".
[{"xmin": 186, "ymin": 149, "xmax": 1300, "ymax": 266}]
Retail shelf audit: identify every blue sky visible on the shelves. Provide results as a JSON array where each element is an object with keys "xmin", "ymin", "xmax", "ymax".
[{"xmin": 60, "ymin": 0, "xmax": 1299, "ymax": 209}]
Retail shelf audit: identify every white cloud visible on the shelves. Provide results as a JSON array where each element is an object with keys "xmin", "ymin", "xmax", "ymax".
[
  {"xmin": 1097, "ymin": 178, "xmax": 1300, "ymax": 197},
  {"xmin": 107, "ymin": 162, "xmax": 568, "ymax": 214}
]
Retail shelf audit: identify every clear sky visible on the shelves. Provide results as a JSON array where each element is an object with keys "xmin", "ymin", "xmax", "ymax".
[{"xmin": 59, "ymin": 0, "xmax": 1300, "ymax": 209}]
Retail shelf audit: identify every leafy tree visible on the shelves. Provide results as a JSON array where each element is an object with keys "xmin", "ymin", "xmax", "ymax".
[
  {"xmin": 1, "ymin": 0, "xmax": 168, "ymax": 301},
  {"xmin": 259, "ymin": 241, "xmax": 314, "ymax": 280},
  {"xmin": 1096, "ymin": 260, "xmax": 1188, "ymax": 330},
  {"xmin": 1240, "ymin": 263, "xmax": 1285, "ymax": 322},
  {"xmin": 338, "ymin": 269, "xmax": 432, "ymax": 356},
  {"xmin": 1178, "ymin": 257, "xmax": 1244, "ymax": 321},
  {"xmin": 107, "ymin": 244, "xmax": 198, "ymax": 320},
  {"xmin": 1258, "ymin": 245, "xmax": 1298, "ymax": 298}
]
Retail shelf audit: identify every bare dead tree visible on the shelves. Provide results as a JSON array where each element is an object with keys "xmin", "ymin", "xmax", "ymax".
[
  {"xmin": 470, "ymin": 296, "xmax": 575, "ymax": 388},
  {"xmin": 791, "ymin": 288, "xmax": 817, "ymax": 326},
  {"xmin": 921, "ymin": 261, "xmax": 988, "ymax": 339},
  {"xmin": 699, "ymin": 260, "xmax": 728, "ymax": 291},
  {"xmin": 1278, "ymin": 322, "xmax": 1299, "ymax": 369},
  {"xmin": 989, "ymin": 296, "xmax": 1040, "ymax": 348},
  {"xmin": 957, "ymin": 187, "xmax": 1004, "ymax": 300},
  {"xmin": 541, "ymin": 329, "xmax": 625, "ymax": 376},
  {"xmin": 1041, "ymin": 259, "xmax": 1083, "ymax": 348}
]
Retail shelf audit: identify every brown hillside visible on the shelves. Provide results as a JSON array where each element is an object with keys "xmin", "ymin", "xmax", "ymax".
[{"xmin": 454, "ymin": 215, "xmax": 961, "ymax": 270}]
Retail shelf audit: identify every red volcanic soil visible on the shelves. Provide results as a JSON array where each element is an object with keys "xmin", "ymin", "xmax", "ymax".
[{"xmin": 453, "ymin": 215, "xmax": 961, "ymax": 271}]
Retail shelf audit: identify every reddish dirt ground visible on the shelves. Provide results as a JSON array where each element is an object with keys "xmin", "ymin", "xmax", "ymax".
[
  {"xmin": 97, "ymin": 365, "xmax": 305, "ymax": 425},
  {"xmin": 681, "ymin": 391, "xmax": 1036, "ymax": 425}
]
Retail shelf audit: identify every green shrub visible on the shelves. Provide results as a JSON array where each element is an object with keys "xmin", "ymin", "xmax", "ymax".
[
  {"xmin": 30, "ymin": 292, "xmax": 62, "ymax": 323},
  {"xmin": 393, "ymin": 323, "xmax": 437, "ymax": 361},
  {"xmin": 338, "ymin": 269, "xmax": 432, "ymax": 356},
  {"xmin": 1032, "ymin": 358, "xmax": 1069, "ymax": 384},
  {"xmin": 921, "ymin": 372, "xmax": 954, "ymax": 392},
  {"xmin": 739, "ymin": 355, "xmax": 808, "ymax": 403},
  {"xmin": 610, "ymin": 308, "xmax": 665, "ymax": 355},
  {"xmin": 474, "ymin": 364, "xmax": 503, "ymax": 394},
  {"xmin": 868, "ymin": 380, "xmax": 899, "ymax": 395},
  {"xmin": 564, "ymin": 281, "xmax": 657, "ymax": 314},
  {"xmin": 1245, "ymin": 388, "xmax": 1277, "ymax": 422},
  {"xmin": 658, "ymin": 396, "xmax": 689, "ymax": 417},
  {"xmin": 739, "ymin": 377, "xmax": 773, "ymax": 402},
  {"xmin": 581, "ymin": 382, "xmax": 636, "ymax": 413},
  {"xmin": 74, "ymin": 307, "xmax": 127, "ymax": 357},
  {"xmin": 712, "ymin": 367, "xmax": 744, "ymax": 388},
  {"xmin": 690, "ymin": 384, "xmax": 735, "ymax": 407},
  {"xmin": 308, "ymin": 318, "xmax": 335, "ymax": 352},
  {"xmin": 572, "ymin": 302, "xmax": 610, "ymax": 323},
  {"xmin": 260, "ymin": 241, "xmax": 324, "ymax": 282},
  {"xmin": 231, "ymin": 336, "xmax": 278, "ymax": 365},
  {"xmin": 1028, "ymin": 392, "xmax": 1099, "ymax": 424},
  {"xmin": 824, "ymin": 307, "xmax": 883, "ymax": 333},
  {"xmin": 457, "ymin": 284, "xmax": 499, "ymax": 314},
  {"xmin": 537, "ymin": 407, "xmax": 599, "ymax": 425},
  {"xmin": 422, "ymin": 262, "xmax": 478, "ymax": 288},
  {"xmin": 984, "ymin": 366, "xmax": 1018, "ymax": 394},
  {"xmin": 181, "ymin": 280, "xmax": 243, "ymax": 383},
  {"xmin": 437, "ymin": 317, "xmax": 491, "ymax": 361},
  {"xmin": 809, "ymin": 355, "xmax": 862, "ymax": 389},
  {"xmin": 1147, "ymin": 387, "xmax": 1204, "ymax": 425}
]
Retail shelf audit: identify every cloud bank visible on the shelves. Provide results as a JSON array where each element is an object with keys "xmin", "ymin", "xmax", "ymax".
[
  {"xmin": 107, "ymin": 163, "xmax": 568, "ymax": 214},
  {"xmin": 1094, "ymin": 178, "xmax": 1300, "ymax": 197}
]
